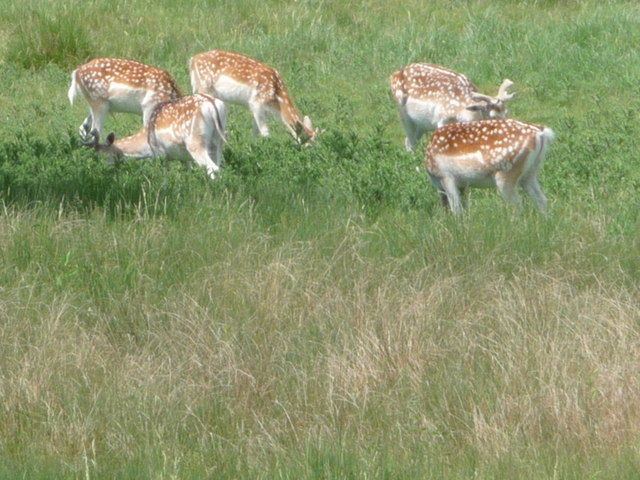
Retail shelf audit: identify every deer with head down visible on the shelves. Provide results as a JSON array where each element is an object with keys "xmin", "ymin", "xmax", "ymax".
[
  {"xmin": 68, "ymin": 58, "xmax": 183, "ymax": 139},
  {"xmin": 390, "ymin": 63, "xmax": 516, "ymax": 152},
  {"xmin": 425, "ymin": 118, "xmax": 554, "ymax": 214},
  {"xmin": 189, "ymin": 49, "xmax": 316, "ymax": 144},
  {"xmin": 83, "ymin": 94, "xmax": 227, "ymax": 180}
]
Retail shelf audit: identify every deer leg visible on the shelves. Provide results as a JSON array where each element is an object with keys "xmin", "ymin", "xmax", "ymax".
[
  {"xmin": 79, "ymin": 113, "xmax": 93, "ymax": 138},
  {"xmin": 201, "ymin": 105, "xmax": 225, "ymax": 169},
  {"xmin": 441, "ymin": 176, "xmax": 463, "ymax": 214},
  {"xmin": 249, "ymin": 102, "xmax": 270, "ymax": 137},
  {"xmin": 459, "ymin": 187, "xmax": 468, "ymax": 209},
  {"xmin": 521, "ymin": 177, "xmax": 548, "ymax": 212},
  {"xmin": 495, "ymin": 173, "xmax": 523, "ymax": 210},
  {"xmin": 428, "ymin": 174, "xmax": 447, "ymax": 207},
  {"xmin": 141, "ymin": 104, "xmax": 154, "ymax": 128},
  {"xmin": 439, "ymin": 191, "xmax": 449, "ymax": 207},
  {"xmin": 399, "ymin": 110, "xmax": 420, "ymax": 153},
  {"xmin": 208, "ymin": 141, "xmax": 223, "ymax": 168},
  {"xmin": 186, "ymin": 141, "xmax": 219, "ymax": 180},
  {"xmin": 89, "ymin": 102, "xmax": 110, "ymax": 139},
  {"xmin": 518, "ymin": 148, "xmax": 548, "ymax": 212}
]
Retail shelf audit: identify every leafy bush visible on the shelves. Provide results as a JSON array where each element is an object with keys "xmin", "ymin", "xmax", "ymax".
[{"xmin": 0, "ymin": 131, "xmax": 216, "ymax": 216}]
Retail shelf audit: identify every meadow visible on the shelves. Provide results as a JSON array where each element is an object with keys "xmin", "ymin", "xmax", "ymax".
[{"xmin": 1, "ymin": 0, "xmax": 640, "ymax": 478}]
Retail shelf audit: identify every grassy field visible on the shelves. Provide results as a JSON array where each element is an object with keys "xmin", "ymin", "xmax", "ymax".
[{"xmin": 1, "ymin": 0, "xmax": 640, "ymax": 478}]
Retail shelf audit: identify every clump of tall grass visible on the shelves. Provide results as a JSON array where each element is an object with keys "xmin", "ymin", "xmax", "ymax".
[
  {"xmin": 5, "ymin": 10, "xmax": 92, "ymax": 71},
  {"xmin": 1, "ymin": 198, "xmax": 640, "ymax": 478}
]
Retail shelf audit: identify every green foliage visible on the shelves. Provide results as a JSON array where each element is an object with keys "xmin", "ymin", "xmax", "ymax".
[
  {"xmin": 0, "ymin": 131, "xmax": 207, "ymax": 216},
  {"xmin": 5, "ymin": 10, "xmax": 92, "ymax": 70},
  {"xmin": 221, "ymin": 124, "xmax": 433, "ymax": 217}
]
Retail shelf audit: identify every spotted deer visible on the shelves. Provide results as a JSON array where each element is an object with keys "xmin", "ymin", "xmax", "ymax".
[
  {"xmin": 83, "ymin": 94, "xmax": 227, "ymax": 180},
  {"xmin": 390, "ymin": 63, "xmax": 516, "ymax": 152},
  {"xmin": 189, "ymin": 49, "xmax": 316, "ymax": 144},
  {"xmin": 425, "ymin": 118, "xmax": 554, "ymax": 214},
  {"xmin": 68, "ymin": 58, "xmax": 183, "ymax": 139}
]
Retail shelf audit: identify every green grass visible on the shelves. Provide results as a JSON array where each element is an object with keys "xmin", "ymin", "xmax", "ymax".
[{"xmin": 1, "ymin": 0, "xmax": 640, "ymax": 478}]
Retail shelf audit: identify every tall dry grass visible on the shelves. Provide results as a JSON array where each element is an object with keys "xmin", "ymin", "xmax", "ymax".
[{"xmin": 1, "ymin": 201, "xmax": 639, "ymax": 477}]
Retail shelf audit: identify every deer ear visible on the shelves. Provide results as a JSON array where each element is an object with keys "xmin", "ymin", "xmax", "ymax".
[
  {"xmin": 466, "ymin": 104, "xmax": 487, "ymax": 112},
  {"xmin": 107, "ymin": 132, "xmax": 116, "ymax": 145}
]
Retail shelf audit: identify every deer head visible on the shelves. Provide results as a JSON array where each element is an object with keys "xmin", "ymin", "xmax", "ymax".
[
  {"xmin": 82, "ymin": 130, "xmax": 124, "ymax": 160},
  {"xmin": 467, "ymin": 79, "xmax": 516, "ymax": 118},
  {"xmin": 294, "ymin": 116, "xmax": 319, "ymax": 145}
]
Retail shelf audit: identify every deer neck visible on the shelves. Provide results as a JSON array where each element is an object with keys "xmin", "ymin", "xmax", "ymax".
[
  {"xmin": 112, "ymin": 129, "xmax": 153, "ymax": 159},
  {"xmin": 271, "ymin": 79, "xmax": 307, "ymax": 139}
]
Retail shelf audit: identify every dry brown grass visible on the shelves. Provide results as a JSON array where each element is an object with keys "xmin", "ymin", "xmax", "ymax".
[{"xmin": 4, "ymin": 205, "xmax": 639, "ymax": 479}]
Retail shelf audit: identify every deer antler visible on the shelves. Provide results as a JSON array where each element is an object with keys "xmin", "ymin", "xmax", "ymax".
[
  {"xmin": 470, "ymin": 92, "xmax": 494, "ymax": 104},
  {"xmin": 497, "ymin": 79, "xmax": 516, "ymax": 101}
]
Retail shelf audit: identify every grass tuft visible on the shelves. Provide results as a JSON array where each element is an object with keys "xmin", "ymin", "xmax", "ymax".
[{"xmin": 5, "ymin": 10, "xmax": 92, "ymax": 70}]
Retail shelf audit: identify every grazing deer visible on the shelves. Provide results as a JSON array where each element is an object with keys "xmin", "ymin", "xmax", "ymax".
[
  {"xmin": 189, "ymin": 49, "xmax": 316, "ymax": 144},
  {"xmin": 68, "ymin": 58, "xmax": 183, "ymax": 139},
  {"xmin": 425, "ymin": 118, "xmax": 554, "ymax": 214},
  {"xmin": 390, "ymin": 63, "xmax": 516, "ymax": 152},
  {"xmin": 83, "ymin": 94, "xmax": 227, "ymax": 180}
]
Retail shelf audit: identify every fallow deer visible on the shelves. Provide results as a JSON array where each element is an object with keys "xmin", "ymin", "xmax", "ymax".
[
  {"xmin": 390, "ymin": 63, "xmax": 516, "ymax": 152},
  {"xmin": 83, "ymin": 94, "xmax": 227, "ymax": 180},
  {"xmin": 189, "ymin": 49, "xmax": 316, "ymax": 144},
  {"xmin": 425, "ymin": 118, "xmax": 554, "ymax": 214},
  {"xmin": 68, "ymin": 58, "xmax": 183, "ymax": 139}
]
